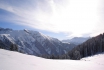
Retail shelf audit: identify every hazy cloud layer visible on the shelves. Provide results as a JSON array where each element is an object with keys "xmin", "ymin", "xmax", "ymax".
[{"xmin": 0, "ymin": 0, "xmax": 104, "ymax": 38}]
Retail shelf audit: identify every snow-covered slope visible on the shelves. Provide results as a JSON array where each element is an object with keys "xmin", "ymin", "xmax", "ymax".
[
  {"xmin": 0, "ymin": 27, "xmax": 76, "ymax": 57},
  {"xmin": 62, "ymin": 37, "xmax": 90, "ymax": 45},
  {"xmin": 0, "ymin": 49, "xmax": 104, "ymax": 70}
]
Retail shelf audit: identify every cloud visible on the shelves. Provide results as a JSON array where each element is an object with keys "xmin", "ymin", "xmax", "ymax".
[{"xmin": 0, "ymin": 0, "xmax": 104, "ymax": 38}]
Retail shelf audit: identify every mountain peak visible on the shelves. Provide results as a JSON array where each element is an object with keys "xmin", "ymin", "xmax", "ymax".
[{"xmin": 24, "ymin": 29, "xmax": 29, "ymax": 33}]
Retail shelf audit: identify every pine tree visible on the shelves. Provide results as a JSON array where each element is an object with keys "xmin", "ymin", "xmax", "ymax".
[{"xmin": 10, "ymin": 44, "xmax": 18, "ymax": 51}]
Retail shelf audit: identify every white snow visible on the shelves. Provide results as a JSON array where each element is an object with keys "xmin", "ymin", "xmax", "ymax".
[{"xmin": 0, "ymin": 49, "xmax": 104, "ymax": 70}]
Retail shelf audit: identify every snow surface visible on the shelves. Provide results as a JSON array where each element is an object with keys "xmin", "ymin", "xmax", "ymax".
[{"xmin": 0, "ymin": 49, "xmax": 104, "ymax": 70}]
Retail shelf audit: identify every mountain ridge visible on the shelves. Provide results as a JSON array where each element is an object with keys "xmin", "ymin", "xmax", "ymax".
[{"xmin": 0, "ymin": 27, "xmax": 76, "ymax": 57}]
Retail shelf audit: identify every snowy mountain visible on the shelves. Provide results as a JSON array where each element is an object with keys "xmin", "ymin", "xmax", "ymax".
[
  {"xmin": 0, "ymin": 27, "xmax": 76, "ymax": 57},
  {"xmin": 0, "ymin": 49, "xmax": 104, "ymax": 70},
  {"xmin": 62, "ymin": 37, "xmax": 90, "ymax": 45}
]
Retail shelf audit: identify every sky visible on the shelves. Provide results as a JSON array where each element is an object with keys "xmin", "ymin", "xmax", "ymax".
[{"xmin": 0, "ymin": 0, "xmax": 104, "ymax": 40}]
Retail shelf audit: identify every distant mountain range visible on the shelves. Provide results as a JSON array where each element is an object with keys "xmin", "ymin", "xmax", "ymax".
[
  {"xmin": 62, "ymin": 37, "xmax": 90, "ymax": 45},
  {"xmin": 0, "ymin": 27, "xmax": 76, "ymax": 57}
]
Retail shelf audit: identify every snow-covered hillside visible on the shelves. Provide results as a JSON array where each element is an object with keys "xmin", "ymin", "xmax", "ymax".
[
  {"xmin": 0, "ymin": 49, "xmax": 104, "ymax": 70},
  {"xmin": 0, "ymin": 27, "xmax": 76, "ymax": 57}
]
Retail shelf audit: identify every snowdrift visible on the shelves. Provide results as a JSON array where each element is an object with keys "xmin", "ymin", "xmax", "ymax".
[{"xmin": 0, "ymin": 49, "xmax": 104, "ymax": 70}]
